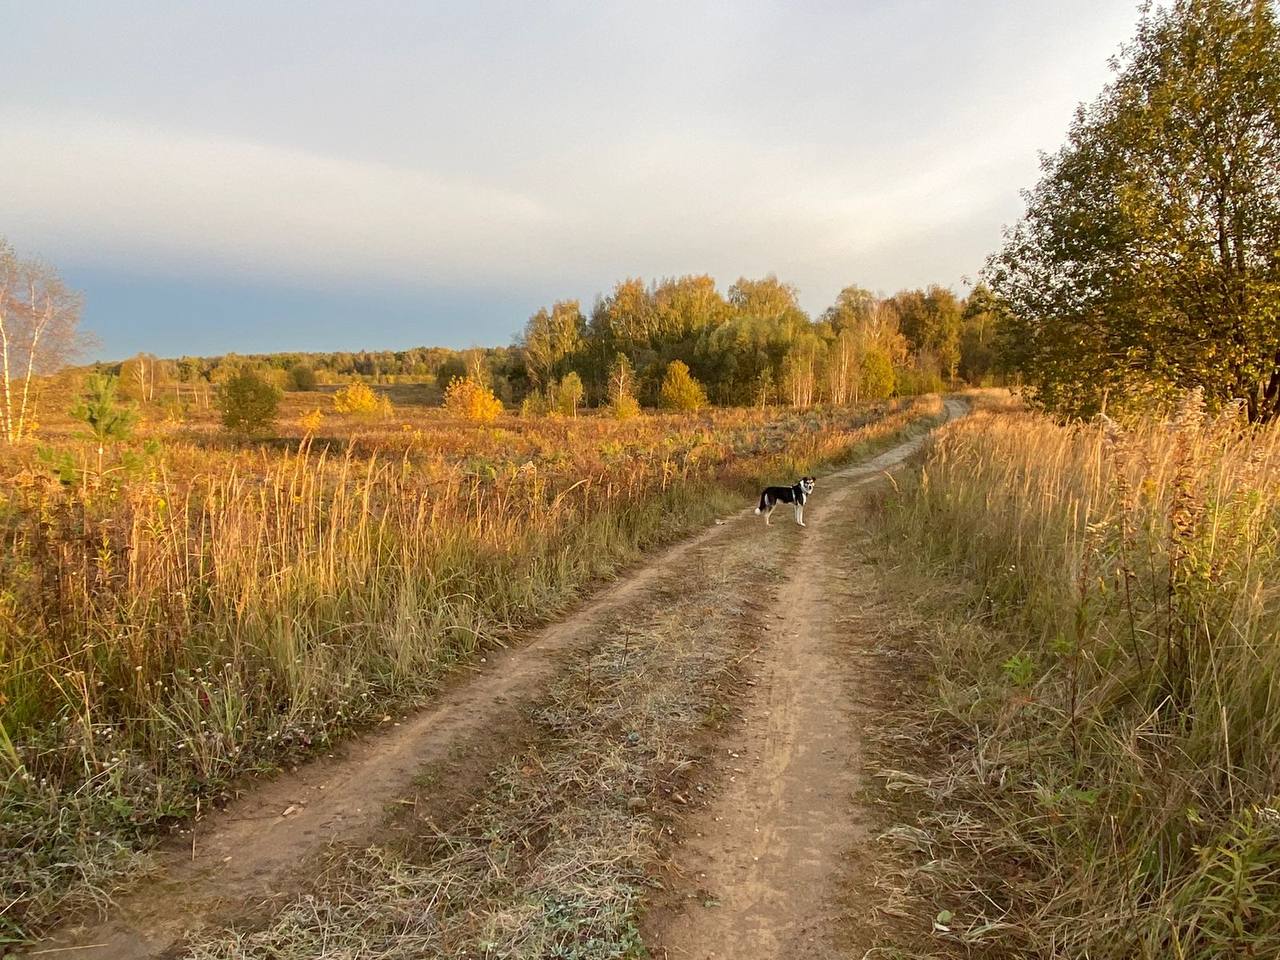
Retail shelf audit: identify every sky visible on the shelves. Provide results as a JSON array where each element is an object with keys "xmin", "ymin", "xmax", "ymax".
[{"xmin": 2, "ymin": 0, "xmax": 1143, "ymax": 361}]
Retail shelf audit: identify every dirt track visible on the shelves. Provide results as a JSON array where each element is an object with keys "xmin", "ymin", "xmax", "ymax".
[
  {"xmin": 34, "ymin": 400, "xmax": 960, "ymax": 959},
  {"xmin": 646, "ymin": 422, "xmax": 956, "ymax": 958}
]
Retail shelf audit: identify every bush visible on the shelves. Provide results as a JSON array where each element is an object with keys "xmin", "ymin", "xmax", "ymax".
[
  {"xmin": 218, "ymin": 370, "xmax": 281, "ymax": 438},
  {"xmin": 659, "ymin": 360, "xmax": 707, "ymax": 412},
  {"xmin": 444, "ymin": 376, "xmax": 503, "ymax": 423},
  {"xmin": 520, "ymin": 392, "xmax": 550, "ymax": 418},
  {"xmin": 287, "ymin": 363, "xmax": 318, "ymax": 391},
  {"xmin": 609, "ymin": 393, "xmax": 640, "ymax": 420},
  {"xmin": 299, "ymin": 408, "xmax": 324, "ymax": 434},
  {"xmin": 333, "ymin": 382, "xmax": 392, "ymax": 418}
]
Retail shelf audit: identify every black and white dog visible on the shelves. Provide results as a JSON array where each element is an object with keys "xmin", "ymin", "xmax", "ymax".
[{"xmin": 755, "ymin": 476, "xmax": 816, "ymax": 526}]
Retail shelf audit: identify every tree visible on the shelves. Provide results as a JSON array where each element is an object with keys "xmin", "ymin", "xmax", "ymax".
[
  {"xmin": 886, "ymin": 286, "xmax": 962, "ymax": 382},
  {"xmin": 119, "ymin": 353, "xmax": 163, "ymax": 402},
  {"xmin": 959, "ymin": 284, "xmax": 1004, "ymax": 384},
  {"xmin": 444, "ymin": 376, "xmax": 503, "ymax": 423},
  {"xmin": 821, "ymin": 285, "xmax": 879, "ymax": 334},
  {"xmin": 988, "ymin": 0, "xmax": 1280, "ymax": 420},
  {"xmin": 861, "ymin": 347, "xmax": 895, "ymax": 400},
  {"xmin": 825, "ymin": 328, "xmax": 861, "ymax": 405},
  {"xmin": 606, "ymin": 353, "xmax": 641, "ymax": 419},
  {"xmin": 0, "ymin": 240, "xmax": 84, "ymax": 444},
  {"xmin": 550, "ymin": 371, "xmax": 585, "ymax": 416},
  {"xmin": 660, "ymin": 360, "xmax": 707, "ymax": 411},
  {"xmin": 522, "ymin": 300, "xmax": 584, "ymax": 389},
  {"xmin": 71, "ymin": 373, "xmax": 138, "ymax": 472},
  {"xmin": 218, "ymin": 369, "xmax": 281, "ymax": 438},
  {"xmin": 781, "ymin": 331, "xmax": 826, "ymax": 407}
]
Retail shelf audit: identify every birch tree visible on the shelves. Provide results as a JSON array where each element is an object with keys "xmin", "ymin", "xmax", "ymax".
[{"xmin": 0, "ymin": 241, "xmax": 84, "ymax": 444}]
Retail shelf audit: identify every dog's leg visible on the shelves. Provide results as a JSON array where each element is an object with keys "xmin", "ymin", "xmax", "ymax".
[
  {"xmin": 765, "ymin": 503, "xmax": 774, "ymax": 526},
  {"xmin": 795, "ymin": 503, "xmax": 805, "ymax": 527}
]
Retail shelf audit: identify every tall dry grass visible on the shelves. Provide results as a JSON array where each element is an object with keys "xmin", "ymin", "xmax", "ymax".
[
  {"xmin": 883, "ymin": 391, "xmax": 1280, "ymax": 958},
  {"xmin": 0, "ymin": 396, "xmax": 941, "ymax": 942}
]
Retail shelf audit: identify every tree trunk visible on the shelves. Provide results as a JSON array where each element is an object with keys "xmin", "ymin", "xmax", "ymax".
[{"xmin": 0, "ymin": 321, "xmax": 12, "ymax": 443}]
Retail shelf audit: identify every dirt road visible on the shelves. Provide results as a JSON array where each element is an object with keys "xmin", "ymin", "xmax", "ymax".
[
  {"xmin": 645, "ymin": 416, "xmax": 959, "ymax": 958},
  {"xmin": 33, "ymin": 400, "xmax": 960, "ymax": 959}
]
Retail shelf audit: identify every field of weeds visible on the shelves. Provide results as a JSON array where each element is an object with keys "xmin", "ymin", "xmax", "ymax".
[
  {"xmin": 0, "ymin": 394, "xmax": 942, "ymax": 944},
  {"xmin": 876, "ymin": 391, "xmax": 1280, "ymax": 958}
]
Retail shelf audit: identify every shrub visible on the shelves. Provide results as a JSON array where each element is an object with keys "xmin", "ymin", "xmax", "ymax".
[
  {"xmin": 444, "ymin": 376, "xmax": 503, "ymax": 423},
  {"xmin": 659, "ymin": 360, "xmax": 707, "ymax": 412},
  {"xmin": 520, "ymin": 392, "xmax": 550, "ymax": 418},
  {"xmin": 218, "ymin": 370, "xmax": 281, "ymax": 438},
  {"xmin": 333, "ymin": 382, "xmax": 392, "ymax": 418},
  {"xmin": 287, "ymin": 363, "xmax": 318, "ymax": 391},
  {"xmin": 299, "ymin": 408, "xmax": 324, "ymax": 434}
]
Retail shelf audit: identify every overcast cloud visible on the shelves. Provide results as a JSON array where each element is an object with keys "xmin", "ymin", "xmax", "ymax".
[{"xmin": 2, "ymin": 1, "xmax": 1142, "ymax": 358}]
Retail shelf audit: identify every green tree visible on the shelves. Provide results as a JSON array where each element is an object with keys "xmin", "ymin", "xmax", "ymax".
[
  {"xmin": 218, "ymin": 369, "xmax": 281, "ymax": 438},
  {"xmin": 522, "ymin": 300, "xmax": 584, "ymax": 390},
  {"xmin": 988, "ymin": 0, "xmax": 1280, "ymax": 420},
  {"xmin": 781, "ymin": 330, "xmax": 827, "ymax": 407},
  {"xmin": 886, "ymin": 286, "xmax": 962, "ymax": 382},
  {"xmin": 659, "ymin": 359, "xmax": 707, "ymax": 411},
  {"xmin": 825, "ymin": 328, "xmax": 861, "ymax": 405},
  {"xmin": 820, "ymin": 285, "xmax": 879, "ymax": 333},
  {"xmin": 861, "ymin": 347, "xmax": 895, "ymax": 400},
  {"xmin": 72, "ymin": 373, "xmax": 138, "ymax": 471},
  {"xmin": 550, "ymin": 371, "xmax": 586, "ymax": 416},
  {"xmin": 958, "ymin": 284, "xmax": 1004, "ymax": 384}
]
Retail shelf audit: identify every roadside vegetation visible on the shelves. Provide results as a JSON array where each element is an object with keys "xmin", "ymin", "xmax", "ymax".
[
  {"xmin": 0, "ymin": 391, "xmax": 942, "ymax": 944},
  {"xmin": 185, "ymin": 518, "xmax": 778, "ymax": 960},
  {"xmin": 872, "ymin": 390, "xmax": 1280, "ymax": 957}
]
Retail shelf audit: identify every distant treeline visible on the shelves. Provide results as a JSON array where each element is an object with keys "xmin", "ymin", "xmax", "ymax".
[{"xmin": 97, "ymin": 277, "xmax": 1003, "ymax": 409}]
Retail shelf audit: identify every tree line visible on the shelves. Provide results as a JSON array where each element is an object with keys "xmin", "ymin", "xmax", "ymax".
[
  {"xmin": 86, "ymin": 277, "xmax": 1004, "ymax": 414},
  {"xmin": 515, "ymin": 275, "xmax": 1001, "ymax": 410},
  {"xmin": 10, "ymin": 1, "xmax": 1276, "ymax": 434}
]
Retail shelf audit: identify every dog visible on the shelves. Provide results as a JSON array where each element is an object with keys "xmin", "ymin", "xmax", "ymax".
[{"xmin": 755, "ymin": 476, "xmax": 816, "ymax": 526}]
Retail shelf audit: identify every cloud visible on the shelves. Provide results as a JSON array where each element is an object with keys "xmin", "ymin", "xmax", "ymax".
[
  {"xmin": 0, "ymin": 93, "xmax": 1061, "ymax": 318},
  {"xmin": 1, "ymin": 111, "xmax": 553, "ymax": 287}
]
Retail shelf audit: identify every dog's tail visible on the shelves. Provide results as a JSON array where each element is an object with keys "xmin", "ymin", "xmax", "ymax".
[{"xmin": 754, "ymin": 491, "xmax": 768, "ymax": 514}]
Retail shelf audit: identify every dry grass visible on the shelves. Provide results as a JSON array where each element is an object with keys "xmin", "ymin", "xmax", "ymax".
[
  {"xmin": 0, "ymin": 396, "xmax": 942, "ymax": 944},
  {"xmin": 183, "ymin": 526, "xmax": 774, "ymax": 959},
  {"xmin": 869, "ymin": 390, "xmax": 1280, "ymax": 958}
]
